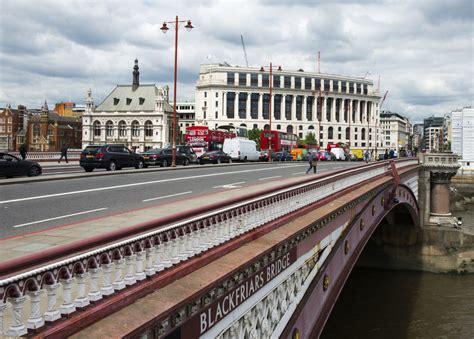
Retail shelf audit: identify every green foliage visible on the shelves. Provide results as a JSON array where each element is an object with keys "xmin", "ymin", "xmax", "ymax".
[
  {"xmin": 248, "ymin": 128, "xmax": 262, "ymax": 148},
  {"xmin": 305, "ymin": 132, "xmax": 317, "ymax": 145}
]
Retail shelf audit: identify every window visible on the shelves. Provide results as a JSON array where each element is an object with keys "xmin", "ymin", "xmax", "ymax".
[
  {"xmin": 126, "ymin": 98, "xmax": 132, "ymax": 105},
  {"xmin": 239, "ymin": 73, "xmax": 247, "ymax": 86},
  {"xmin": 284, "ymin": 76, "xmax": 291, "ymax": 89},
  {"xmin": 106, "ymin": 121, "xmax": 114, "ymax": 137},
  {"xmin": 93, "ymin": 121, "xmax": 101, "ymax": 137},
  {"xmin": 139, "ymin": 97, "xmax": 145, "ymax": 105},
  {"xmin": 145, "ymin": 120, "xmax": 153, "ymax": 137},
  {"xmin": 131, "ymin": 121, "xmax": 140, "ymax": 137},
  {"xmin": 262, "ymin": 74, "xmax": 269, "ymax": 87},
  {"xmin": 305, "ymin": 77, "xmax": 312, "ymax": 90},
  {"xmin": 216, "ymin": 92, "xmax": 219, "ymax": 98},
  {"xmin": 273, "ymin": 75, "xmax": 281, "ymax": 88},
  {"xmin": 204, "ymin": 92, "xmax": 207, "ymax": 98},
  {"xmin": 33, "ymin": 124, "xmax": 40, "ymax": 136},
  {"xmin": 328, "ymin": 126, "xmax": 334, "ymax": 139},
  {"xmin": 113, "ymin": 98, "xmax": 120, "ymax": 105},
  {"xmin": 119, "ymin": 121, "xmax": 126, "ymax": 137},
  {"xmin": 251, "ymin": 73, "xmax": 258, "ymax": 86},
  {"xmin": 294, "ymin": 77, "xmax": 301, "ymax": 89},
  {"xmin": 227, "ymin": 73, "xmax": 235, "ymax": 85},
  {"xmin": 216, "ymin": 101, "xmax": 218, "ymax": 107}
]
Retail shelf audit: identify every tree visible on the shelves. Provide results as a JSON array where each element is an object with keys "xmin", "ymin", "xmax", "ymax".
[
  {"xmin": 248, "ymin": 128, "xmax": 262, "ymax": 148},
  {"xmin": 305, "ymin": 132, "xmax": 317, "ymax": 146}
]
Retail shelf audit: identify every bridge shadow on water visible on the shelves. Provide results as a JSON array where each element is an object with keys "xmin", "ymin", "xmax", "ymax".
[{"xmin": 321, "ymin": 205, "xmax": 422, "ymax": 339}]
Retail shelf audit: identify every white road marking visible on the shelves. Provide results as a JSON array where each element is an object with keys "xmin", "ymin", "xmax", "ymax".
[
  {"xmin": 12, "ymin": 208, "xmax": 108, "ymax": 228},
  {"xmin": 143, "ymin": 191, "xmax": 193, "ymax": 202},
  {"xmin": 258, "ymin": 175, "xmax": 282, "ymax": 181},
  {"xmin": 333, "ymin": 167, "xmax": 342, "ymax": 169},
  {"xmin": 0, "ymin": 165, "xmax": 302, "ymax": 205},
  {"xmin": 292, "ymin": 172, "xmax": 305, "ymax": 175},
  {"xmin": 213, "ymin": 182, "xmax": 245, "ymax": 188}
]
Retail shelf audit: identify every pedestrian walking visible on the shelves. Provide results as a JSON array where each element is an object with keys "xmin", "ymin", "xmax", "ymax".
[
  {"xmin": 364, "ymin": 150, "xmax": 370, "ymax": 163},
  {"xmin": 58, "ymin": 145, "xmax": 68, "ymax": 163},
  {"xmin": 306, "ymin": 152, "xmax": 318, "ymax": 174},
  {"xmin": 19, "ymin": 143, "xmax": 27, "ymax": 160}
]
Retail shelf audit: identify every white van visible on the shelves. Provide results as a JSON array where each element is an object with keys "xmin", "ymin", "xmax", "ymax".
[
  {"xmin": 330, "ymin": 147, "xmax": 347, "ymax": 161},
  {"xmin": 223, "ymin": 139, "xmax": 259, "ymax": 161}
]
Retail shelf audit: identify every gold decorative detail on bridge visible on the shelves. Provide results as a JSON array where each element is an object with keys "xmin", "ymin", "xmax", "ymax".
[
  {"xmin": 344, "ymin": 240, "xmax": 350, "ymax": 255},
  {"xmin": 292, "ymin": 328, "xmax": 301, "ymax": 339},
  {"xmin": 360, "ymin": 219, "xmax": 365, "ymax": 231},
  {"xmin": 381, "ymin": 196, "xmax": 385, "ymax": 206},
  {"xmin": 323, "ymin": 274, "xmax": 330, "ymax": 291},
  {"xmin": 372, "ymin": 204, "xmax": 376, "ymax": 216}
]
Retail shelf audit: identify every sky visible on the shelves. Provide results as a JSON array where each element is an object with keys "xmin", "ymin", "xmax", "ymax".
[{"xmin": 0, "ymin": 0, "xmax": 472, "ymax": 122}]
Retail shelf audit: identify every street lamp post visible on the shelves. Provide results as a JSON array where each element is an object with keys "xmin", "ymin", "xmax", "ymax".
[
  {"xmin": 260, "ymin": 63, "xmax": 281, "ymax": 162},
  {"xmin": 161, "ymin": 16, "xmax": 193, "ymax": 167}
]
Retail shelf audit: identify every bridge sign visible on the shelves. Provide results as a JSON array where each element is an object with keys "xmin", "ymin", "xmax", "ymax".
[{"xmin": 182, "ymin": 247, "xmax": 297, "ymax": 337}]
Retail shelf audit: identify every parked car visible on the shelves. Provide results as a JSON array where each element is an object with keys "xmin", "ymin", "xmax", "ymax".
[
  {"xmin": 176, "ymin": 145, "xmax": 198, "ymax": 164},
  {"xmin": 142, "ymin": 148, "xmax": 191, "ymax": 167},
  {"xmin": 271, "ymin": 151, "xmax": 293, "ymax": 161},
  {"xmin": 79, "ymin": 144, "xmax": 145, "ymax": 172},
  {"xmin": 199, "ymin": 150, "xmax": 232, "ymax": 164},
  {"xmin": 317, "ymin": 150, "xmax": 336, "ymax": 161},
  {"xmin": 0, "ymin": 153, "xmax": 42, "ymax": 178},
  {"xmin": 259, "ymin": 150, "xmax": 270, "ymax": 162}
]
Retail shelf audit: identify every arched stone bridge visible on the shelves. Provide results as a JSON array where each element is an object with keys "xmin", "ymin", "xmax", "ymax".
[{"xmin": 0, "ymin": 158, "xmax": 426, "ymax": 338}]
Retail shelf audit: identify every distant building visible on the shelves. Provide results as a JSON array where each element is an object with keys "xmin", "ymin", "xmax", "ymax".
[
  {"xmin": 443, "ymin": 113, "xmax": 452, "ymax": 151},
  {"xmin": 175, "ymin": 101, "xmax": 195, "ymax": 137},
  {"xmin": 81, "ymin": 59, "xmax": 174, "ymax": 152},
  {"xmin": 423, "ymin": 116, "xmax": 444, "ymax": 151},
  {"xmin": 380, "ymin": 111, "xmax": 411, "ymax": 152},
  {"xmin": 0, "ymin": 105, "xmax": 28, "ymax": 151},
  {"xmin": 28, "ymin": 101, "xmax": 82, "ymax": 152},
  {"xmin": 194, "ymin": 63, "xmax": 382, "ymax": 151},
  {"xmin": 451, "ymin": 107, "xmax": 474, "ymax": 169},
  {"xmin": 412, "ymin": 123, "xmax": 424, "ymax": 151}
]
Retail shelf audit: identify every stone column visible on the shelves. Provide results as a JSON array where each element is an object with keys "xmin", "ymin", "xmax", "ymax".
[
  {"xmin": 258, "ymin": 93, "xmax": 263, "ymax": 121},
  {"xmin": 222, "ymin": 92, "xmax": 227, "ymax": 119},
  {"xmin": 420, "ymin": 153, "xmax": 461, "ymax": 227},
  {"xmin": 246, "ymin": 93, "xmax": 251, "ymax": 120},
  {"xmin": 234, "ymin": 92, "xmax": 239, "ymax": 119}
]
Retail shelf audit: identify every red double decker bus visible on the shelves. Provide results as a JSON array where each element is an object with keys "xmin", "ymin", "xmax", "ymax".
[
  {"xmin": 184, "ymin": 126, "xmax": 236, "ymax": 157},
  {"xmin": 260, "ymin": 130, "xmax": 298, "ymax": 152}
]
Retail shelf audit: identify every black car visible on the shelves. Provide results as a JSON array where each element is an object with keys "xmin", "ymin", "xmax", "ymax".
[
  {"xmin": 142, "ymin": 148, "xmax": 191, "ymax": 167},
  {"xmin": 271, "ymin": 151, "xmax": 292, "ymax": 161},
  {"xmin": 0, "ymin": 153, "xmax": 42, "ymax": 178},
  {"xmin": 259, "ymin": 151, "xmax": 270, "ymax": 162},
  {"xmin": 176, "ymin": 145, "xmax": 198, "ymax": 164},
  {"xmin": 199, "ymin": 150, "xmax": 232, "ymax": 164},
  {"xmin": 80, "ymin": 144, "xmax": 144, "ymax": 172}
]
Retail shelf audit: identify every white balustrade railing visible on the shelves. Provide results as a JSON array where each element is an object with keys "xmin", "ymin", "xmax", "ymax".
[
  {"xmin": 0, "ymin": 159, "xmax": 418, "ymax": 336},
  {"xmin": 8, "ymin": 151, "xmax": 82, "ymax": 161}
]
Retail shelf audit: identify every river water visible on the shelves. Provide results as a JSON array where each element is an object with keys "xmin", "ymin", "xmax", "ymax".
[{"xmin": 321, "ymin": 269, "xmax": 474, "ymax": 338}]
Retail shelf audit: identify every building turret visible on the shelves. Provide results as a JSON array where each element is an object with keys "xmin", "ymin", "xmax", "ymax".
[{"xmin": 132, "ymin": 58, "xmax": 140, "ymax": 91}]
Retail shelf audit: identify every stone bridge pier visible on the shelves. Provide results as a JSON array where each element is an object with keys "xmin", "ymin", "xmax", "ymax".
[{"xmin": 418, "ymin": 153, "xmax": 460, "ymax": 227}]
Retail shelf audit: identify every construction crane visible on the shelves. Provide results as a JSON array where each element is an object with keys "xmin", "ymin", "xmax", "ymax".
[
  {"xmin": 241, "ymin": 35, "xmax": 249, "ymax": 67},
  {"xmin": 380, "ymin": 90, "xmax": 389, "ymax": 109}
]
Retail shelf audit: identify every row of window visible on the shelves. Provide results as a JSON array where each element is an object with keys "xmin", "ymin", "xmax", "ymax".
[
  {"xmin": 113, "ymin": 97, "xmax": 146, "ymax": 106},
  {"xmin": 91, "ymin": 120, "xmax": 154, "ymax": 137},
  {"xmin": 0, "ymin": 118, "xmax": 13, "ymax": 123},
  {"xmin": 0, "ymin": 126, "xmax": 12, "ymax": 132},
  {"xmin": 226, "ymin": 73, "xmax": 368, "ymax": 95}
]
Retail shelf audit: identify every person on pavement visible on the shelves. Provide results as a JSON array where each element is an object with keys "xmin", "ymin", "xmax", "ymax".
[
  {"xmin": 306, "ymin": 152, "xmax": 318, "ymax": 174},
  {"xmin": 19, "ymin": 143, "xmax": 27, "ymax": 160},
  {"xmin": 58, "ymin": 145, "xmax": 68, "ymax": 163}
]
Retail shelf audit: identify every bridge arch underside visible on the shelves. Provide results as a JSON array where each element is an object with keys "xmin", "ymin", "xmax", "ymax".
[{"xmin": 281, "ymin": 184, "xmax": 419, "ymax": 339}]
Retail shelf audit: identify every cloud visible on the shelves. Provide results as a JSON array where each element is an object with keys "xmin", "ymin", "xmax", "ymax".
[{"xmin": 0, "ymin": 0, "xmax": 472, "ymax": 122}]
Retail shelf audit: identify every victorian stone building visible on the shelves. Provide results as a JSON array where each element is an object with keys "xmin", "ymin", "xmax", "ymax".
[
  {"xmin": 28, "ymin": 101, "xmax": 82, "ymax": 151},
  {"xmin": 0, "ymin": 105, "xmax": 28, "ymax": 151},
  {"xmin": 81, "ymin": 59, "xmax": 174, "ymax": 152}
]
